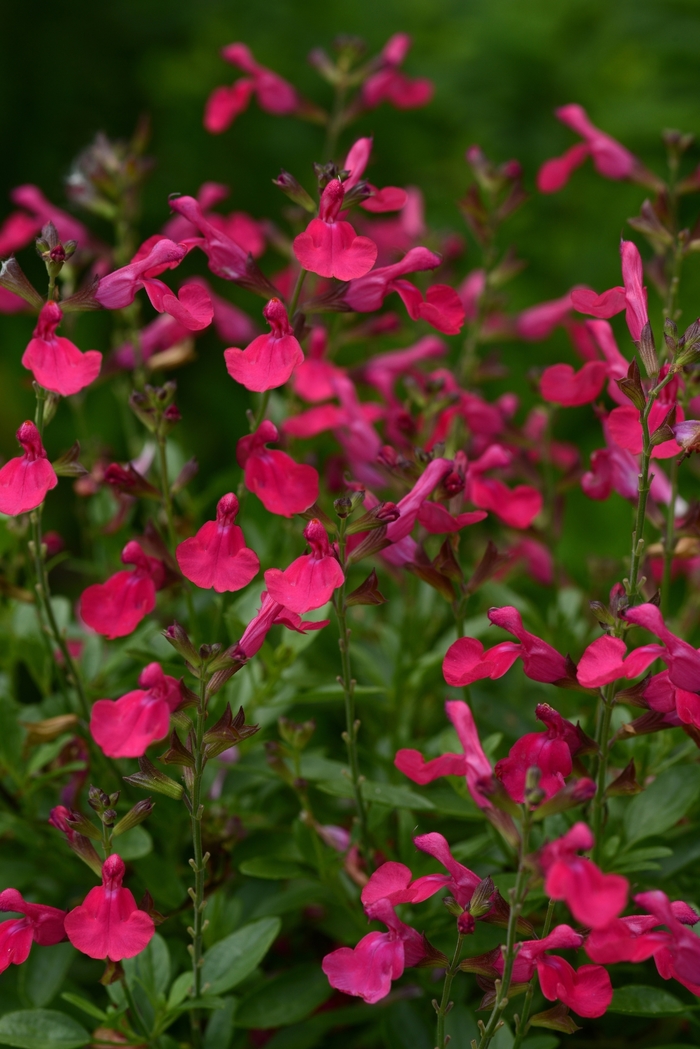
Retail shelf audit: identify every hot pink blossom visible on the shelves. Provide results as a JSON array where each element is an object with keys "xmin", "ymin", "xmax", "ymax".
[
  {"xmin": 64, "ymin": 854, "xmax": 154, "ymax": 961},
  {"xmin": 620, "ymin": 239, "xmax": 649, "ymax": 342},
  {"xmin": 608, "ymin": 400, "xmax": 683, "ymax": 459},
  {"xmin": 459, "ymin": 269, "xmax": 487, "ymax": 321},
  {"xmin": 571, "ymin": 285, "xmax": 627, "ymax": 320},
  {"xmin": 361, "ymin": 34, "xmax": 434, "ymax": 111},
  {"xmin": 536, "ymin": 954, "xmax": 613, "ymax": 1018},
  {"xmin": 264, "ymin": 519, "xmax": 343, "ymax": 613},
  {"xmin": 344, "ymin": 138, "xmax": 408, "ymax": 214},
  {"xmin": 465, "ymin": 446, "xmax": 542, "ymax": 529},
  {"xmin": 237, "ymin": 420, "xmax": 319, "ymax": 517},
  {"xmin": 416, "ymin": 502, "xmax": 487, "ymax": 533},
  {"xmin": 90, "ymin": 662, "xmax": 183, "ymax": 759},
  {"xmin": 176, "ymin": 493, "xmax": 259, "ymax": 592},
  {"xmin": 0, "ymin": 420, "xmax": 58, "ymax": 516},
  {"xmin": 293, "ymin": 179, "xmax": 377, "ymax": 281},
  {"xmin": 582, "ymin": 416, "xmax": 676, "ymax": 506},
  {"xmin": 322, "ymin": 897, "xmax": 425, "ymax": 1004},
  {"xmin": 291, "ymin": 327, "xmax": 345, "ymax": 403},
  {"xmin": 224, "ymin": 298, "xmax": 303, "ymax": 391},
  {"xmin": 540, "ymin": 823, "xmax": 628, "ymax": 928},
  {"xmin": 205, "ymin": 43, "xmax": 300, "ymax": 133},
  {"xmin": 444, "ymin": 606, "xmax": 569, "ymax": 687},
  {"xmin": 0, "ymin": 184, "xmax": 95, "ymax": 255},
  {"xmin": 577, "ymin": 634, "xmax": 665, "ymax": 688},
  {"xmin": 623, "ymin": 603, "xmax": 700, "ymax": 692},
  {"xmin": 238, "ymin": 589, "xmax": 328, "ymax": 659},
  {"xmin": 95, "ymin": 238, "xmax": 187, "ymax": 309},
  {"xmin": 0, "ymin": 889, "xmax": 66, "ymax": 973},
  {"xmin": 413, "ymin": 832, "xmax": 500, "ymax": 915},
  {"xmin": 80, "ymin": 540, "xmax": 165, "ymax": 639},
  {"xmin": 360, "ymin": 860, "xmax": 449, "ymax": 907},
  {"xmin": 495, "ymin": 704, "xmax": 586, "ymax": 803},
  {"xmin": 22, "ymin": 301, "xmax": 102, "ymax": 396},
  {"xmin": 516, "ymin": 292, "xmax": 574, "ymax": 341},
  {"xmin": 540, "ymin": 361, "xmax": 608, "ymax": 407},
  {"xmin": 644, "ymin": 670, "xmax": 700, "ymax": 730},
  {"xmin": 344, "ymin": 246, "xmax": 442, "ymax": 316},
  {"xmin": 359, "ymin": 335, "xmax": 445, "ymax": 399},
  {"xmin": 538, "ymin": 105, "xmax": 638, "ymax": 193}
]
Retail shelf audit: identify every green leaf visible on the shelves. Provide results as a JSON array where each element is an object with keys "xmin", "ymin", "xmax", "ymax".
[
  {"xmin": 23, "ymin": 943, "xmax": 75, "ymax": 1008},
  {"xmin": 239, "ymin": 857, "xmax": 307, "ymax": 880},
  {"xmin": 317, "ymin": 778, "xmax": 435, "ymax": 810},
  {"xmin": 123, "ymin": 932, "xmax": 170, "ymax": 1000},
  {"xmin": 203, "ymin": 996, "xmax": 237, "ymax": 1049},
  {"xmin": 0, "ymin": 1010, "xmax": 89, "ymax": 1049},
  {"xmin": 624, "ymin": 766, "xmax": 700, "ymax": 844},
  {"xmin": 264, "ymin": 1005, "xmax": 374, "ymax": 1049},
  {"xmin": 294, "ymin": 684, "xmax": 385, "ymax": 704},
  {"xmin": 520, "ymin": 1039, "xmax": 559, "ymax": 1049},
  {"xmin": 236, "ymin": 963, "xmax": 332, "ymax": 1029},
  {"xmin": 611, "ymin": 845, "xmax": 673, "ymax": 873},
  {"xmin": 607, "ymin": 985, "xmax": 688, "ymax": 1016},
  {"xmin": 201, "ymin": 917, "xmax": 281, "ymax": 996},
  {"xmin": 167, "ymin": 971, "xmax": 193, "ymax": 1009},
  {"xmin": 0, "ymin": 697, "xmax": 24, "ymax": 780},
  {"xmin": 59, "ymin": 995, "xmax": 107, "ymax": 1022},
  {"xmin": 113, "ymin": 825, "xmax": 153, "ymax": 860}
]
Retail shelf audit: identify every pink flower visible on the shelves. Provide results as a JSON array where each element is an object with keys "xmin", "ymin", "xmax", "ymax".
[
  {"xmin": 224, "ymin": 298, "xmax": 303, "ymax": 391},
  {"xmin": 495, "ymin": 703, "xmax": 586, "ymax": 804},
  {"xmin": 322, "ymin": 897, "xmax": 425, "ymax": 1004},
  {"xmin": 577, "ymin": 634, "xmax": 665, "ymax": 688},
  {"xmin": 291, "ymin": 326, "xmax": 345, "ymax": 403},
  {"xmin": 238, "ymin": 589, "xmax": 328, "ymax": 659},
  {"xmin": 571, "ymin": 285, "xmax": 627, "ymax": 321},
  {"xmin": 538, "ymin": 105, "xmax": 638, "ymax": 193},
  {"xmin": 620, "ymin": 240, "xmax": 649, "ymax": 342},
  {"xmin": 465, "ymin": 446, "xmax": 542, "ymax": 529},
  {"xmin": 204, "ymin": 43, "xmax": 300, "ymax": 133},
  {"xmin": 344, "ymin": 138, "xmax": 408, "ymax": 214},
  {"xmin": 167, "ymin": 196, "xmax": 266, "ymax": 287},
  {"xmin": 176, "ymin": 493, "xmax": 259, "ymax": 592},
  {"xmin": 540, "ymin": 361, "xmax": 608, "ymax": 407},
  {"xmin": 540, "ymin": 823, "xmax": 628, "ymax": 928},
  {"xmin": 0, "ymin": 184, "xmax": 95, "ymax": 255},
  {"xmin": 361, "ymin": 860, "xmax": 450, "ymax": 907},
  {"xmin": 359, "ymin": 335, "xmax": 445, "ymax": 400},
  {"xmin": 444, "ymin": 606, "xmax": 569, "ymax": 687},
  {"xmin": 90, "ymin": 662, "xmax": 183, "ymax": 759},
  {"xmin": 264, "ymin": 519, "xmax": 344, "ymax": 613},
  {"xmin": 362, "ymin": 34, "xmax": 434, "ymax": 111},
  {"xmin": 95, "ymin": 238, "xmax": 187, "ymax": 309},
  {"xmin": 644, "ymin": 670, "xmax": 700, "ymax": 730},
  {"xmin": 0, "ymin": 420, "xmax": 58, "ymax": 516},
  {"xmin": 412, "ymin": 832, "xmax": 503, "ymax": 917},
  {"xmin": 0, "ymin": 889, "xmax": 66, "ymax": 973},
  {"xmin": 21, "ymin": 301, "xmax": 102, "ymax": 396},
  {"xmin": 536, "ymin": 954, "xmax": 613, "ymax": 1018},
  {"xmin": 48, "ymin": 806, "xmax": 102, "ymax": 876},
  {"xmin": 141, "ymin": 276, "xmax": 214, "ymax": 332},
  {"xmin": 344, "ymin": 246, "xmax": 451, "ymax": 327},
  {"xmin": 293, "ymin": 179, "xmax": 377, "ymax": 281},
  {"xmin": 80, "ymin": 540, "xmax": 165, "ymax": 639},
  {"xmin": 237, "ymin": 420, "xmax": 319, "ymax": 517},
  {"xmin": 516, "ymin": 292, "xmax": 575, "ymax": 341},
  {"xmin": 623, "ymin": 602, "xmax": 700, "ymax": 693},
  {"xmin": 608, "ymin": 400, "xmax": 682, "ymax": 460},
  {"xmin": 64, "ymin": 854, "xmax": 155, "ymax": 961}
]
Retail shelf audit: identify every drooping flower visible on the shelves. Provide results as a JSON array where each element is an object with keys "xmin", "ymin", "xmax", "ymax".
[
  {"xmin": 204, "ymin": 43, "xmax": 301, "ymax": 133},
  {"xmin": 64, "ymin": 854, "xmax": 155, "ymax": 961},
  {"xmin": 236, "ymin": 420, "xmax": 319, "ymax": 517},
  {"xmin": 237, "ymin": 589, "xmax": 329, "ymax": 659},
  {"xmin": 0, "ymin": 420, "xmax": 58, "ymax": 516},
  {"xmin": 0, "ymin": 889, "xmax": 66, "ymax": 973},
  {"xmin": 95, "ymin": 238, "xmax": 186, "ymax": 308},
  {"xmin": 0, "ymin": 184, "xmax": 96, "ymax": 255},
  {"xmin": 176, "ymin": 493, "xmax": 259, "ymax": 592},
  {"xmin": 494, "ymin": 704, "xmax": 588, "ymax": 803},
  {"xmin": 22, "ymin": 302, "xmax": 102, "ymax": 396},
  {"xmin": 623, "ymin": 602, "xmax": 700, "ymax": 692},
  {"xmin": 538, "ymin": 105, "xmax": 639, "ymax": 193},
  {"xmin": 264, "ymin": 519, "xmax": 344, "ymax": 614},
  {"xmin": 48, "ymin": 806, "xmax": 103, "ymax": 876},
  {"xmin": 224, "ymin": 298, "xmax": 303, "ymax": 391},
  {"xmin": 539, "ymin": 823, "xmax": 629, "ymax": 929},
  {"xmin": 293, "ymin": 179, "xmax": 378, "ymax": 281},
  {"xmin": 90, "ymin": 663, "xmax": 183, "ymax": 759},
  {"xmin": 322, "ymin": 896, "xmax": 425, "ymax": 1004},
  {"xmin": 80, "ymin": 540, "xmax": 165, "ymax": 639},
  {"xmin": 361, "ymin": 34, "xmax": 434, "ymax": 111}
]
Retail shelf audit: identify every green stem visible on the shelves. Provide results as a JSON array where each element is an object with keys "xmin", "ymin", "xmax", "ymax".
[
  {"xmin": 334, "ymin": 519, "xmax": 371, "ymax": 860},
  {"xmin": 324, "ymin": 80, "xmax": 348, "ymax": 160},
  {"xmin": 288, "ymin": 268, "xmax": 307, "ymax": 318},
  {"xmin": 251, "ymin": 389, "xmax": 271, "ymax": 432},
  {"xmin": 435, "ymin": 932, "xmax": 465, "ymax": 1049},
  {"xmin": 512, "ymin": 898, "xmax": 556, "ymax": 1049},
  {"xmin": 156, "ymin": 433, "xmax": 177, "ymax": 552},
  {"xmin": 477, "ymin": 808, "xmax": 531, "ymax": 1049},
  {"xmin": 188, "ymin": 675, "xmax": 209, "ymax": 1048},
  {"xmin": 591, "ymin": 682, "xmax": 616, "ymax": 865},
  {"xmin": 660, "ymin": 454, "xmax": 679, "ymax": 617}
]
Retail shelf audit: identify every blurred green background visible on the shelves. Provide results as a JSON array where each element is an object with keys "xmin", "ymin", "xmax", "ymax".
[{"xmin": 1, "ymin": 0, "xmax": 700, "ymax": 586}]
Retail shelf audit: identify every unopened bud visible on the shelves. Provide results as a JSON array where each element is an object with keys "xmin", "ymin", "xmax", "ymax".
[
  {"xmin": 636, "ymin": 322, "xmax": 659, "ymax": 377},
  {"xmin": 163, "ymin": 622, "xmax": 201, "ymax": 666},
  {"xmin": 443, "ymin": 895, "xmax": 464, "ymax": 917},
  {"xmin": 469, "ymin": 876, "xmax": 495, "ymax": 918},
  {"xmin": 279, "ymin": 716, "xmax": 316, "ymax": 751},
  {"xmin": 112, "ymin": 798, "xmax": 155, "ymax": 836},
  {"xmin": 123, "ymin": 756, "xmax": 184, "ymax": 800},
  {"xmin": 272, "ymin": 171, "xmax": 317, "ymax": 213}
]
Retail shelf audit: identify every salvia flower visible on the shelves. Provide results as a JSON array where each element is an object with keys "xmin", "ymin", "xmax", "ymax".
[
  {"xmin": 572, "ymin": 240, "xmax": 648, "ymax": 342},
  {"xmin": 293, "ymin": 179, "xmax": 378, "ymax": 281},
  {"xmin": 540, "ymin": 360, "xmax": 608, "ymax": 407},
  {"xmin": 176, "ymin": 492, "xmax": 259, "ymax": 592},
  {"xmin": 0, "ymin": 420, "xmax": 58, "ymax": 516},
  {"xmin": 264, "ymin": 519, "xmax": 344, "ymax": 613},
  {"xmin": 361, "ymin": 34, "xmax": 434, "ymax": 111},
  {"xmin": 538, "ymin": 105, "xmax": 638, "ymax": 193},
  {"xmin": 64, "ymin": 854, "xmax": 155, "ymax": 961},
  {"xmin": 80, "ymin": 539, "xmax": 165, "ymax": 639},
  {"xmin": 465, "ymin": 446, "xmax": 542, "ymax": 529},
  {"xmin": 204, "ymin": 43, "xmax": 300, "ymax": 134},
  {"xmin": 577, "ymin": 633, "xmax": 665, "ymax": 689},
  {"xmin": 237, "ymin": 420, "xmax": 319, "ymax": 517},
  {"xmin": 95, "ymin": 238, "xmax": 186, "ymax": 309},
  {"xmin": 0, "ymin": 889, "xmax": 66, "ymax": 973},
  {"xmin": 90, "ymin": 663, "xmax": 183, "ymax": 759},
  {"xmin": 623, "ymin": 602, "xmax": 700, "ymax": 692},
  {"xmin": 540, "ymin": 823, "xmax": 629, "ymax": 928},
  {"xmin": 224, "ymin": 298, "xmax": 303, "ymax": 391},
  {"xmin": 237, "ymin": 589, "xmax": 329, "ymax": 659},
  {"xmin": 22, "ymin": 302, "xmax": 102, "ymax": 396}
]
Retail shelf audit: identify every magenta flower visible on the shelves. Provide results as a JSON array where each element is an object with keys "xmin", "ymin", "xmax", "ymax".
[
  {"xmin": 538, "ymin": 104, "xmax": 638, "ymax": 193},
  {"xmin": 0, "ymin": 184, "xmax": 96, "ymax": 255},
  {"xmin": 540, "ymin": 361, "xmax": 608, "ymax": 407},
  {"xmin": 413, "ymin": 832, "xmax": 504, "ymax": 920},
  {"xmin": 608, "ymin": 400, "xmax": 683, "ymax": 460},
  {"xmin": 344, "ymin": 246, "xmax": 448, "ymax": 324},
  {"xmin": 177, "ymin": 493, "xmax": 259, "ymax": 593},
  {"xmin": 95, "ymin": 238, "xmax": 187, "ymax": 309},
  {"xmin": 644, "ymin": 669, "xmax": 700, "ymax": 730},
  {"xmin": 571, "ymin": 285, "xmax": 627, "ymax": 321},
  {"xmin": 344, "ymin": 137, "xmax": 408, "ymax": 213},
  {"xmin": 237, "ymin": 420, "xmax": 319, "ymax": 517},
  {"xmin": 515, "ymin": 291, "xmax": 575, "ymax": 341},
  {"xmin": 361, "ymin": 34, "xmax": 434, "ymax": 111},
  {"xmin": 540, "ymin": 823, "xmax": 629, "ymax": 929},
  {"xmin": 80, "ymin": 539, "xmax": 165, "ymax": 639},
  {"xmin": 0, "ymin": 420, "xmax": 58, "ymax": 516},
  {"xmin": 224, "ymin": 298, "xmax": 303, "ymax": 391},
  {"xmin": 572, "ymin": 240, "xmax": 648, "ymax": 342},
  {"xmin": 577, "ymin": 634, "xmax": 665, "ymax": 689},
  {"xmin": 322, "ymin": 897, "xmax": 425, "ymax": 1004},
  {"xmin": 204, "ymin": 43, "xmax": 300, "ymax": 134},
  {"xmin": 64, "ymin": 854, "xmax": 155, "ymax": 961},
  {"xmin": 360, "ymin": 859, "xmax": 450, "ymax": 907},
  {"xmin": 443, "ymin": 606, "xmax": 569, "ymax": 687},
  {"xmin": 237, "ymin": 589, "xmax": 328, "ymax": 659},
  {"xmin": 293, "ymin": 179, "xmax": 377, "ymax": 281},
  {"xmin": 264, "ymin": 519, "xmax": 344, "ymax": 614},
  {"xmin": 465, "ymin": 446, "xmax": 542, "ymax": 529},
  {"xmin": 623, "ymin": 602, "xmax": 700, "ymax": 693},
  {"xmin": 21, "ymin": 301, "xmax": 102, "ymax": 396},
  {"xmin": 291, "ymin": 326, "xmax": 345, "ymax": 403},
  {"xmin": 90, "ymin": 662, "xmax": 183, "ymax": 759},
  {"xmin": 494, "ymin": 703, "xmax": 587, "ymax": 803},
  {"xmin": 0, "ymin": 889, "xmax": 66, "ymax": 973}
]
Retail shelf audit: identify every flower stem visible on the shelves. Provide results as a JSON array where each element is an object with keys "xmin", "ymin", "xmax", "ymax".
[
  {"xmin": 660, "ymin": 454, "xmax": 679, "ymax": 617},
  {"xmin": 477, "ymin": 807, "xmax": 531, "ymax": 1049},
  {"xmin": 288, "ymin": 268, "xmax": 307, "ymax": 318},
  {"xmin": 512, "ymin": 898, "xmax": 556, "ymax": 1049},
  {"xmin": 334, "ymin": 519, "xmax": 371, "ymax": 861},
  {"xmin": 188, "ymin": 674, "xmax": 209, "ymax": 1048},
  {"xmin": 435, "ymin": 932, "xmax": 465, "ymax": 1049},
  {"xmin": 591, "ymin": 682, "xmax": 616, "ymax": 865}
]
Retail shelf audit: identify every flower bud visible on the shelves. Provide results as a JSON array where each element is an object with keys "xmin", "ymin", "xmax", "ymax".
[
  {"xmin": 112, "ymin": 798, "xmax": 155, "ymax": 836},
  {"xmin": 345, "ymin": 569, "xmax": 387, "ymax": 607},
  {"xmin": 468, "ymin": 876, "xmax": 495, "ymax": 918},
  {"xmin": 272, "ymin": 171, "xmax": 317, "ymax": 213},
  {"xmin": 636, "ymin": 322, "xmax": 659, "ymax": 377},
  {"xmin": 442, "ymin": 895, "xmax": 463, "ymax": 917},
  {"xmin": 163, "ymin": 622, "xmax": 201, "ymax": 666},
  {"xmin": 279, "ymin": 716, "xmax": 316, "ymax": 751},
  {"xmin": 123, "ymin": 756, "xmax": 184, "ymax": 800},
  {"xmin": 0, "ymin": 257, "xmax": 44, "ymax": 310},
  {"xmin": 675, "ymin": 318, "xmax": 700, "ymax": 367},
  {"xmin": 615, "ymin": 358, "xmax": 646, "ymax": 410}
]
